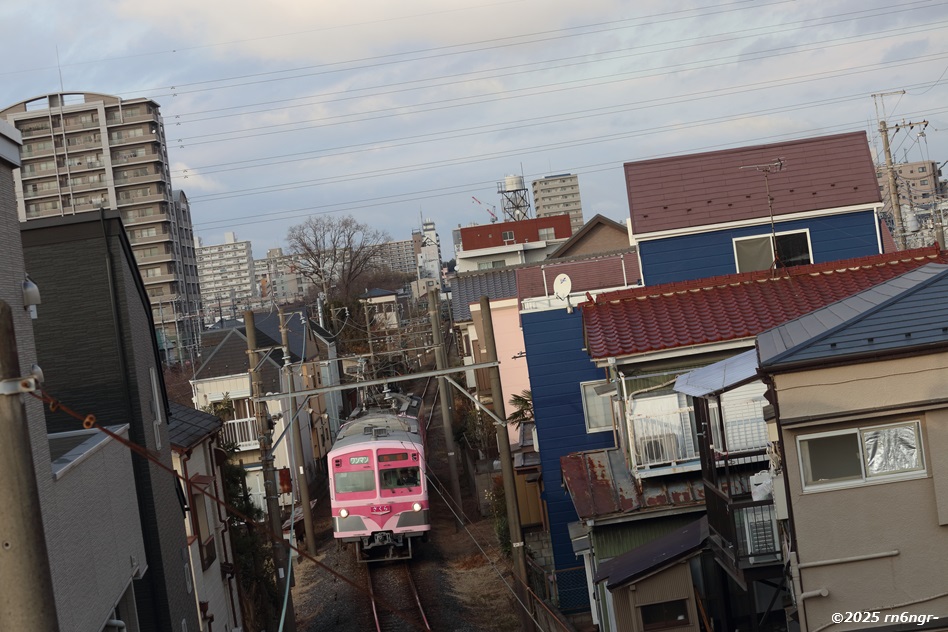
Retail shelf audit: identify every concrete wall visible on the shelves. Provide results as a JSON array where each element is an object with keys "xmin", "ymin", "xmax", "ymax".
[{"xmin": 772, "ymin": 353, "xmax": 948, "ymax": 631}]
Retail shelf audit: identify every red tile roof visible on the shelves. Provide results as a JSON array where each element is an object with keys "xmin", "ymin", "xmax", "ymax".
[
  {"xmin": 624, "ymin": 132, "xmax": 881, "ymax": 236},
  {"xmin": 582, "ymin": 246, "xmax": 948, "ymax": 360}
]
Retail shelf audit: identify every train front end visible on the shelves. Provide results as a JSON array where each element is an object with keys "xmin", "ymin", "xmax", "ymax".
[{"xmin": 329, "ymin": 431, "xmax": 430, "ymax": 560}]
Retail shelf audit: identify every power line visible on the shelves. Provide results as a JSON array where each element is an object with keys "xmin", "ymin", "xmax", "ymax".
[{"xmin": 164, "ymin": 1, "xmax": 939, "ymax": 126}]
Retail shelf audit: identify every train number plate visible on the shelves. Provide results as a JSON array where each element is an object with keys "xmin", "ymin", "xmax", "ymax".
[{"xmin": 370, "ymin": 505, "xmax": 392, "ymax": 514}]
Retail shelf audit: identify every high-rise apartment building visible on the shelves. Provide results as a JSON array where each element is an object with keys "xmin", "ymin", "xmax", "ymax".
[
  {"xmin": 196, "ymin": 231, "xmax": 256, "ymax": 323},
  {"xmin": 376, "ymin": 238, "xmax": 417, "ymax": 276},
  {"xmin": 253, "ymin": 247, "xmax": 314, "ymax": 306},
  {"xmin": 414, "ymin": 218, "xmax": 442, "ymax": 281},
  {"xmin": 1, "ymin": 92, "xmax": 200, "ymax": 362},
  {"xmin": 532, "ymin": 173, "xmax": 585, "ymax": 234}
]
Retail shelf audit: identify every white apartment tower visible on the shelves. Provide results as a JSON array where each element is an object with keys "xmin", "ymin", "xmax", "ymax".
[
  {"xmin": 196, "ymin": 232, "xmax": 256, "ymax": 323},
  {"xmin": 532, "ymin": 173, "xmax": 585, "ymax": 234},
  {"xmin": 1, "ymin": 92, "xmax": 201, "ymax": 362},
  {"xmin": 413, "ymin": 218, "xmax": 442, "ymax": 282},
  {"xmin": 253, "ymin": 247, "xmax": 315, "ymax": 306}
]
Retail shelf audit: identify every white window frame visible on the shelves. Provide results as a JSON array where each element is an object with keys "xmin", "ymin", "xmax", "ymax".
[
  {"xmin": 797, "ymin": 421, "xmax": 925, "ymax": 492},
  {"xmin": 733, "ymin": 229, "xmax": 813, "ymax": 273},
  {"xmin": 580, "ymin": 380, "xmax": 614, "ymax": 433}
]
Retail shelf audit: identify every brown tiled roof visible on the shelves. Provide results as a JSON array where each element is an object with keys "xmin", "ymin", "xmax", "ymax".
[
  {"xmin": 624, "ymin": 132, "xmax": 882, "ymax": 236},
  {"xmin": 581, "ymin": 246, "xmax": 948, "ymax": 360}
]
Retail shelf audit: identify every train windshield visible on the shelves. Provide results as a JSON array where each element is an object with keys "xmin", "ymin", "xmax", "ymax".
[
  {"xmin": 335, "ymin": 470, "xmax": 376, "ymax": 493},
  {"xmin": 380, "ymin": 467, "xmax": 421, "ymax": 489}
]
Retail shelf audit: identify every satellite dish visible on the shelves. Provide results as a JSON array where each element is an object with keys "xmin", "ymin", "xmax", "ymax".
[{"xmin": 553, "ymin": 273, "xmax": 572, "ymax": 300}]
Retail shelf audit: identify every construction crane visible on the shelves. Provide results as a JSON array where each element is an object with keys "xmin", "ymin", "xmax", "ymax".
[{"xmin": 472, "ymin": 196, "xmax": 498, "ymax": 223}]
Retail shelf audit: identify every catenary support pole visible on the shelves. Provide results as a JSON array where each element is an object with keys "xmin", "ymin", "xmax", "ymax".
[
  {"xmin": 428, "ymin": 289, "xmax": 464, "ymax": 524},
  {"xmin": 279, "ymin": 309, "xmax": 317, "ymax": 557},
  {"xmin": 0, "ymin": 301, "xmax": 60, "ymax": 631},
  {"xmin": 479, "ymin": 296, "xmax": 533, "ymax": 631},
  {"xmin": 245, "ymin": 310, "xmax": 296, "ymax": 632}
]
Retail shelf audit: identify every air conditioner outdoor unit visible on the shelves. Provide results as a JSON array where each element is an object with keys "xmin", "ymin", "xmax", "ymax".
[{"xmin": 743, "ymin": 506, "xmax": 779, "ymax": 565}]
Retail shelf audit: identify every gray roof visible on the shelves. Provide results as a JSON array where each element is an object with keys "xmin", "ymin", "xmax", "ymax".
[
  {"xmin": 594, "ymin": 517, "xmax": 708, "ymax": 590},
  {"xmin": 168, "ymin": 402, "xmax": 222, "ymax": 450},
  {"xmin": 758, "ymin": 263, "xmax": 948, "ymax": 369},
  {"xmin": 451, "ymin": 268, "xmax": 518, "ymax": 323},
  {"xmin": 674, "ymin": 349, "xmax": 759, "ymax": 398}
]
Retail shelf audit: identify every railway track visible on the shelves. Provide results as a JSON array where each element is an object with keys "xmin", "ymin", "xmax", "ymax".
[{"xmin": 366, "ymin": 560, "xmax": 431, "ymax": 632}]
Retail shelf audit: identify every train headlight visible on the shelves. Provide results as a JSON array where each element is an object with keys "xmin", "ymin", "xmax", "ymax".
[
  {"xmin": 340, "ymin": 508, "xmax": 349, "ymax": 518},
  {"xmin": 412, "ymin": 502, "xmax": 422, "ymax": 512}
]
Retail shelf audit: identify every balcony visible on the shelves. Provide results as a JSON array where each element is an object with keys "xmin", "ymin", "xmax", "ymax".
[
  {"xmin": 628, "ymin": 402, "xmax": 701, "ymax": 476},
  {"xmin": 117, "ymin": 192, "xmax": 167, "ymax": 207},
  {"xmin": 128, "ymin": 231, "xmax": 170, "ymax": 246},
  {"xmin": 220, "ymin": 416, "xmax": 260, "ymax": 451},
  {"xmin": 20, "ymin": 125, "xmax": 52, "ymax": 138},
  {"xmin": 110, "ymin": 133, "xmax": 156, "ymax": 147},
  {"xmin": 107, "ymin": 112, "xmax": 159, "ymax": 127},
  {"xmin": 111, "ymin": 151, "xmax": 159, "ymax": 165},
  {"xmin": 64, "ymin": 160, "xmax": 106, "ymax": 173},
  {"xmin": 705, "ymin": 487, "xmax": 782, "ymax": 584},
  {"xmin": 114, "ymin": 172, "xmax": 162, "ymax": 186},
  {"xmin": 63, "ymin": 119, "xmax": 101, "ymax": 132}
]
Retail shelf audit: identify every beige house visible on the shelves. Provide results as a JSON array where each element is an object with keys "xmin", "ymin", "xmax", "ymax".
[
  {"xmin": 169, "ymin": 404, "xmax": 243, "ymax": 632},
  {"xmin": 756, "ymin": 263, "xmax": 948, "ymax": 631}
]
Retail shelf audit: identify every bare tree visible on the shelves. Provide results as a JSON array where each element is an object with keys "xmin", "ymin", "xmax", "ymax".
[{"xmin": 286, "ymin": 214, "xmax": 390, "ymax": 302}]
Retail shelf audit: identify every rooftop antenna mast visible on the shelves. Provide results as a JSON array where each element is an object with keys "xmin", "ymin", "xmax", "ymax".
[{"xmin": 740, "ymin": 159, "xmax": 785, "ymax": 272}]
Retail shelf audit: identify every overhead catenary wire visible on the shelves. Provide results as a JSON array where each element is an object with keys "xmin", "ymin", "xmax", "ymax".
[{"xmin": 28, "ymin": 387, "xmax": 428, "ymax": 632}]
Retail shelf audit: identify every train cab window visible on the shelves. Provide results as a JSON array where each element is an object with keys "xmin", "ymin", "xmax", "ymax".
[
  {"xmin": 335, "ymin": 471, "xmax": 376, "ymax": 494},
  {"xmin": 381, "ymin": 467, "xmax": 421, "ymax": 490}
]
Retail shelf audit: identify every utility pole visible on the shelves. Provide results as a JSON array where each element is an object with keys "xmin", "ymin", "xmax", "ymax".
[
  {"xmin": 0, "ymin": 301, "xmax": 60, "ymax": 631},
  {"xmin": 879, "ymin": 118, "xmax": 905, "ymax": 249},
  {"xmin": 479, "ymin": 296, "xmax": 532, "ymax": 631},
  {"xmin": 245, "ymin": 311, "xmax": 296, "ymax": 632},
  {"xmin": 427, "ymin": 289, "xmax": 463, "ymax": 523},
  {"xmin": 278, "ymin": 309, "xmax": 317, "ymax": 557},
  {"xmin": 362, "ymin": 300, "xmax": 375, "ymax": 368}
]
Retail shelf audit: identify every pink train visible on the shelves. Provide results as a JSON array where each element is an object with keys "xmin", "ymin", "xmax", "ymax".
[{"xmin": 327, "ymin": 393, "xmax": 430, "ymax": 560}]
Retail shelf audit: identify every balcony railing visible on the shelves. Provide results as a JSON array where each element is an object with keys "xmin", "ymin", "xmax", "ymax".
[
  {"xmin": 705, "ymin": 488, "xmax": 781, "ymax": 567},
  {"xmin": 220, "ymin": 416, "xmax": 260, "ymax": 451},
  {"xmin": 630, "ymin": 405, "xmax": 699, "ymax": 471}
]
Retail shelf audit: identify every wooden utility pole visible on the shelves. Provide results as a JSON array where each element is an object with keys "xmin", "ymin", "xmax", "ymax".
[
  {"xmin": 427, "ymin": 289, "xmax": 464, "ymax": 521},
  {"xmin": 0, "ymin": 301, "xmax": 60, "ymax": 631},
  {"xmin": 278, "ymin": 309, "xmax": 317, "ymax": 556},
  {"xmin": 479, "ymin": 296, "xmax": 532, "ymax": 631},
  {"xmin": 245, "ymin": 311, "xmax": 296, "ymax": 632}
]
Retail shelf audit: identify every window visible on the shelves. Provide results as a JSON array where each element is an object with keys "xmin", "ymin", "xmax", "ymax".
[
  {"xmin": 640, "ymin": 599, "xmax": 690, "ymax": 630},
  {"xmin": 380, "ymin": 466, "xmax": 421, "ymax": 489},
  {"xmin": 921, "ymin": 179, "xmax": 929, "ymax": 185},
  {"xmin": 580, "ymin": 380, "xmax": 614, "ymax": 433},
  {"xmin": 538, "ymin": 227, "xmax": 555, "ymax": 241},
  {"xmin": 734, "ymin": 230, "xmax": 811, "ymax": 273},
  {"xmin": 502, "ymin": 230, "xmax": 515, "ymax": 241},
  {"xmin": 798, "ymin": 422, "xmax": 923, "ymax": 490},
  {"xmin": 477, "ymin": 260, "xmax": 506, "ymax": 270},
  {"xmin": 919, "ymin": 166, "xmax": 927, "ymax": 173},
  {"xmin": 335, "ymin": 470, "xmax": 376, "ymax": 493}
]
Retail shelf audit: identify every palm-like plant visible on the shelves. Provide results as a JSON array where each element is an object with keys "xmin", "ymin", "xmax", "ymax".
[{"xmin": 507, "ymin": 389, "xmax": 533, "ymax": 427}]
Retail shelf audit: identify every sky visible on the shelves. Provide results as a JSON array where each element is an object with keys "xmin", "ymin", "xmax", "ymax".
[{"xmin": 3, "ymin": 0, "xmax": 948, "ymax": 259}]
